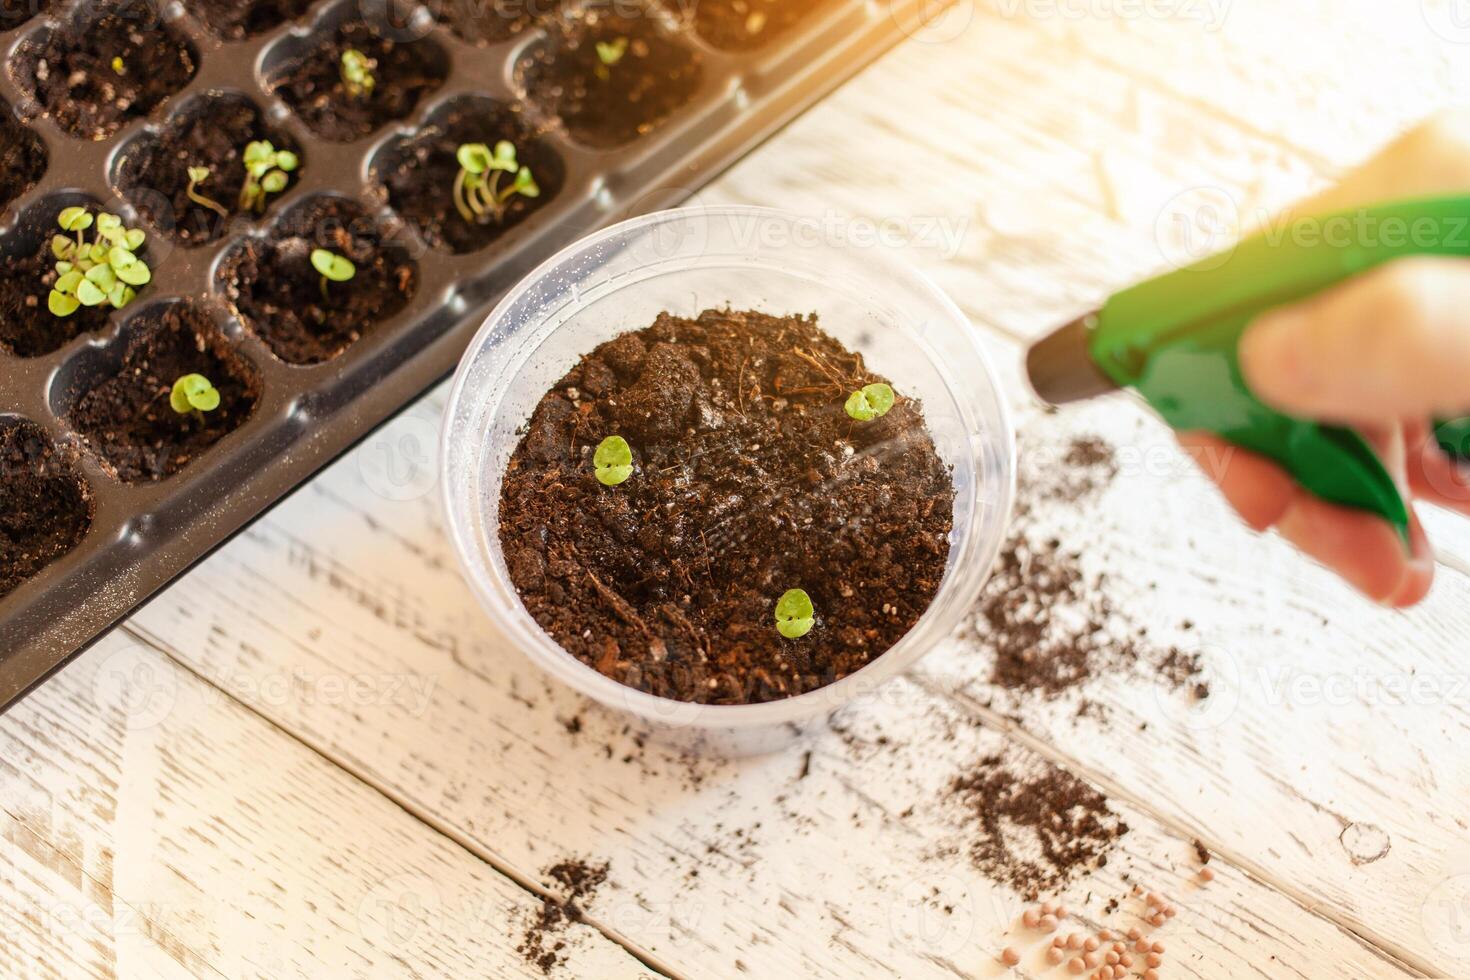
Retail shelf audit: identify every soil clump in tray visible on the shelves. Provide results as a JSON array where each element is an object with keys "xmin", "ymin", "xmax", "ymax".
[{"xmin": 0, "ymin": 419, "xmax": 92, "ymax": 599}]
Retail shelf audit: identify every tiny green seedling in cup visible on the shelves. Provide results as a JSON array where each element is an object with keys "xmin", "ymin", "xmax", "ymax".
[
  {"xmin": 310, "ymin": 248, "xmax": 356, "ymax": 302},
  {"xmin": 48, "ymin": 207, "xmax": 151, "ymax": 317},
  {"xmin": 594, "ymin": 36, "xmax": 628, "ymax": 80},
  {"xmin": 239, "ymin": 140, "xmax": 299, "ymax": 214},
  {"xmin": 453, "ymin": 141, "xmax": 540, "ymax": 226},
  {"xmin": 593, "ymin": 435, "xmax": 633, "ymax": 486},
  {"xmin": 775, "ymin": 588, "xmax": 815, "ymax": 639},
  {"xmin": 340, "ymin": 47, "xmax": 377, "ymax": 99},
  {"xmin": 845, "ymin": 382, "xmax": 895, "ymax": 421},
  {"xmin": 186, "ymin": 166, "xmax": 230, "ymax": 220},
  {"xmin": 170, "ymin": 373, "xmax": 221, "ymax": 420}
]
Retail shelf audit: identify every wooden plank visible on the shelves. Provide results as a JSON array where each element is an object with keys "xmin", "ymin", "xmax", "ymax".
[{"xmin": 0, "ymin": 633, "xmax": 652, "ymax": 979}]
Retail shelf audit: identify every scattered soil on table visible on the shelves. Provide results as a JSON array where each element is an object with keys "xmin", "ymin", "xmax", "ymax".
[
  {"xmin": 66, "ymin": 303, "xmax": 260, "ymax": 483},
  {"xmin": 14, "ymin": 0, "xmax": 198, "ymax": 140},
  {"xmin": 966, "ymin": 434, "xmax": 1208, "ymax": 715},
  {"xmin": 518, "ymin": 8, "xmax": 703, "ymax": 148},
  {"xmin": 1, "ymin": 0, "xmax": 50, "ymax": 32},
  {"xmin": 268, "ymin": 18, "xmax": 448, "ymax": 142},
  {"xmin": 517, "ymin": 858, "xmax": 609, "ymax": 976},
  {"xmin": 372, "ymin": 100, "xmax": 562, "ymax": 254},
  {"xmin": 0, "ymin": 203, "xmax": 118, "ymax": 358},
  {"xmin": 114, "ymin": 94, "xmax": 300, "ymax": 247},
  {"xmin": 183, "ymin": 0, "xmax": 315, "ymax": 39},
  {"xmin": 215, "ymin": 196, "xmax": 417, "ymax": 365},
  {"xmin": 428, "ymin": 0, "xmax": 536, "ymax": 44},
  {"xmin": 947, "ymin": 750, "xmax": 1128, "ymax": 900},
  {"xmin": 499, "ymin": 308, "xmax": 955, "ymax": 706},
  {"xmin": 0, "ymin": 418, "xmax": 92, "ymax": 600},
  {"xmin": 666, "ymin": 0, "xmax": 832, "ymax": 50}
]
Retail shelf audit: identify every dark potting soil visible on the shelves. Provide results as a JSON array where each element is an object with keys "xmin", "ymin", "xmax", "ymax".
[
  {"xmin": 667, "ymin": 0, "xmax": 832, "ymax": 50},
  {"xmin": 372, "ymin": 101, "xmax": 562, "ymax": 255},
  {"xmin": 183, "ymin": 0, "xmax": 315, "ymax": 39},
  {"xmin": 0, "ymin": 209, "xmax": 117, "ymax": 358},
  {"xmin": 517, "ymin": 859, "xmax": 609, "ymax": 976},
  {"xmin": 0, "ymin": 418, "xmax": 92, "ymax": 600},
  {"xmin": 268, "ymin": 19, "xmax": 448, "ymax": 142},
  {"xmin": 215, "ymin": 197, "xmax": 417, "ymax": 365},
  {"xmin": 1, "ymin": 0, "xmax": 50, "ymax": 32},
  {"xmin": 114, "ymin": 95, "xmax": 300, "ymax": 247},
  {"xmin": 499, "ymin": 308, "xmax": 955, "ymax": 706},
  {"xmin": 67, "ymin": 303, "xmax": 260, "ymax": 483},
  {"xmin": 0, "ymin": 107, "xmax": 45, "ymax": 211},
  {"xmin": 518, "ymin": 9, "xmax": 703, "ymax": 149},
  {"xmin": 14, "ymin": 0, "xmax": 198, "ymax": 140},
  {"xmin": 948, "ymin": 751, "xmax": 1128, "ymax": 900},
  {"xmin": 428, "ymin": 0, "xmax": 536, "ymax": 45}
]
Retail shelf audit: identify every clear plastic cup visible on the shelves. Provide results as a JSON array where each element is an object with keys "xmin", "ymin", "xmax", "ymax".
[{"xmin": 441, "ymin": 207, "xmax": 1015, "ymax": 755}]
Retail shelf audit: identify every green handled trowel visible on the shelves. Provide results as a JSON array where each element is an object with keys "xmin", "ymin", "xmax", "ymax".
[{"xmin": 1027, "ymin": 194, "xmax": 1470, "ymax": 541}]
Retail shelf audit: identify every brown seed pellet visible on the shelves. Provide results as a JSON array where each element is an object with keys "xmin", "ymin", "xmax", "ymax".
[
  {"xmin": 1066, "ymin": 933, "xmax": 1083, "ymax": 950},
  {"xmin": 1127, "ymin": 928, "xmax": 1142, "ymax": 941},
  {"xmin": 1023, "ymin": 909, "xmax": 1041, "ymax": 928},
  {"xmin": 1199, "ymin": 867, "xmax": 1215, "ymax": 882},
  {"xmin": 1084, "ymin": 937, "xmax": 1100, "ymax": 952},
  {"xmin": 1001, "ymin": 947, "xmax": 1021, "ymax": 966},
  {"xmin": 1144, "ymin": 971, "xmax": 1160, "ymax": 980},
  {"xmin": 1151, "ymin": 941, "xmax": 1165, "ymax": 954},
  {"xmin": 1068, "ymin": 956, "xmax": 1086, "ymax": 975},
  {"xmin": 1104, "ymin": 952, "xmax": 1119, "ymax": 965},
  {"xmin": 1147, "ymin": 952, "xmax": 1162, "ymax": 968},
  {"xmin": 1083, "ymin": 952, "xmax": 1100, "ymax": 969},
  {"xmin": 1047, "ymin": 947, "xmax": 1066, "ymax": 965},
  {"xmin": 1040, "ymin": 914, "xmax": 1059, "ymax": 932},
  {"xmin": 1120, "ymin": 953, "xmax": 1134, "ymax": 968}
]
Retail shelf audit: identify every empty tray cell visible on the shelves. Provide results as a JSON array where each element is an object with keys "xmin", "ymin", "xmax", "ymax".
[
  {"xmin": 183, "ymin": 0, "xmax": 318, "ymax": 40},
  {"xmin": 12, "ymin": 0, "xmax": 199, "ymax": 140},
  {"xmin": 60, "ymin": 300, "xmax": 261, "ymax": 483},
  {"xmin": 1, "ymin": 0, "xmax": 50, "ymax": 34},
  {"xmin": 370, "ymin": 96, "xmax": 563, "ymax": 255},
  {"xmin": 0, "ymin": 417, "xmax": 92, "ymax": 601},
  {"xmin": 0, "ymin": 99, "xmax": 46, "ymax": 211},
  {"xmin": 265, "ymin": 5, "xmax": 450, "ymax": 142},
  {"xmin": 427, "ymin": 0, "xmax": 535, "ymax": 46},
  {"xmin": 114, "ymin": 92, "xmax": 303, "ymax": 248},
  {"xmin": 665, "ymin": 0, "xmax": 832, "ymax": 50},
  {"xmin": 0, "ymin": 195, "xmax": 139, "ymax": 358},
  {"xmin": 518, "ymin": 5, "xmax": 703, "ymax": 149},
  {"xmin": 215, "ymin": 195, "xmax": 418, "ymax": 365}
]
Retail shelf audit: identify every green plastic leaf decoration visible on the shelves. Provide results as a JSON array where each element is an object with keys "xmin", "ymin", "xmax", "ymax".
[
  {"xmin": 593, "ymin": 435, "xmax": 633, "ymax": 486},
  {"xmin": 844, "ymin": 382, "xmax": 896, "ymax": 421},
  {"xmin": 774, "ymin": 588, "xmax": 815, "ymax": 639}
]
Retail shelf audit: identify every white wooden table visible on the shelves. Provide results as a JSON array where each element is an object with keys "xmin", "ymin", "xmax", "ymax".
[{"xmin": 7, "ymin": 2, "xmax": 1470, "ymax": 977}]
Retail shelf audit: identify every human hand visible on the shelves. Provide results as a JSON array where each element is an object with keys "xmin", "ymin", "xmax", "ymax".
[{"xmin": 1180, "ymin": 110, "xmax": 1470, "ymax": 606}]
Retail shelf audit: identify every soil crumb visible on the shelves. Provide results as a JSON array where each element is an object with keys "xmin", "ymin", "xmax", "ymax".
[
  {"xmin": 967, "ymin": 433, "xmax": 1207, "ymax": 714},
  {"xmin": 948, "ymin": 750, "xmax": 1128, "ymax": 900},
  {"xmin": 517, "ymin": 859, "xmax": 610, "ymax": 975}
]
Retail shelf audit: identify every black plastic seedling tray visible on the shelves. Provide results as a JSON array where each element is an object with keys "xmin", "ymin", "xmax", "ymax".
[{"xmin": 0, "ymin": 0, "xmax": 939, "ymax": 712}]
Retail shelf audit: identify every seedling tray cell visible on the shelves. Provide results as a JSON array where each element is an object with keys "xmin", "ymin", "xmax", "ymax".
[{"xmin": 0, "ymin": 0, "xmax": 941, "ymax": 712}]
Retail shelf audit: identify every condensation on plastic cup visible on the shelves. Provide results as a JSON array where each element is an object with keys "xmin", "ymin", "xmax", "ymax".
[{"xmin": 440, "ymin": 207, "xmax": 1015, "ymax": 756}]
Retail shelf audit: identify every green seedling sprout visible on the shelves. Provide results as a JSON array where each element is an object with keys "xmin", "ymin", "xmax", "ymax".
[
  {"xmin": 310, "ymin": 248, "xmax": 356, "ymax": 301},
  {"xmin": 185, "ymin": 166, "xmax": 230, "ymax": 220},
  {"xmin": 844, "ymin": 382, "xmax": 895, "ymax": 421},
  {"xmin": 775, "ymin": 589, "xmax": 814, "ymax": 639},
  {"xmin": 239, "ymin": 140, "xmax": 299, "ymax": 213},
  {"xmin": 47, "ymin": 207, "xmax": 151, "ymax": 317},
  {"xmin": 453, "ymin": 141, "xmax": 540, "ymax": 225},
  {"xmin": 170, "ymin": 373, "xmax": 221, "ymax": 418},
  {"xmin": 340, "ymin": 47, "xmax": 377, "ymax": 99},
  {"xmin": 594, "ymin": 36, "xmax": 628, "ymax": 79},
  {"xmin": 593, "ymin": 435, "xmax": 633, "ymax": 486}
]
